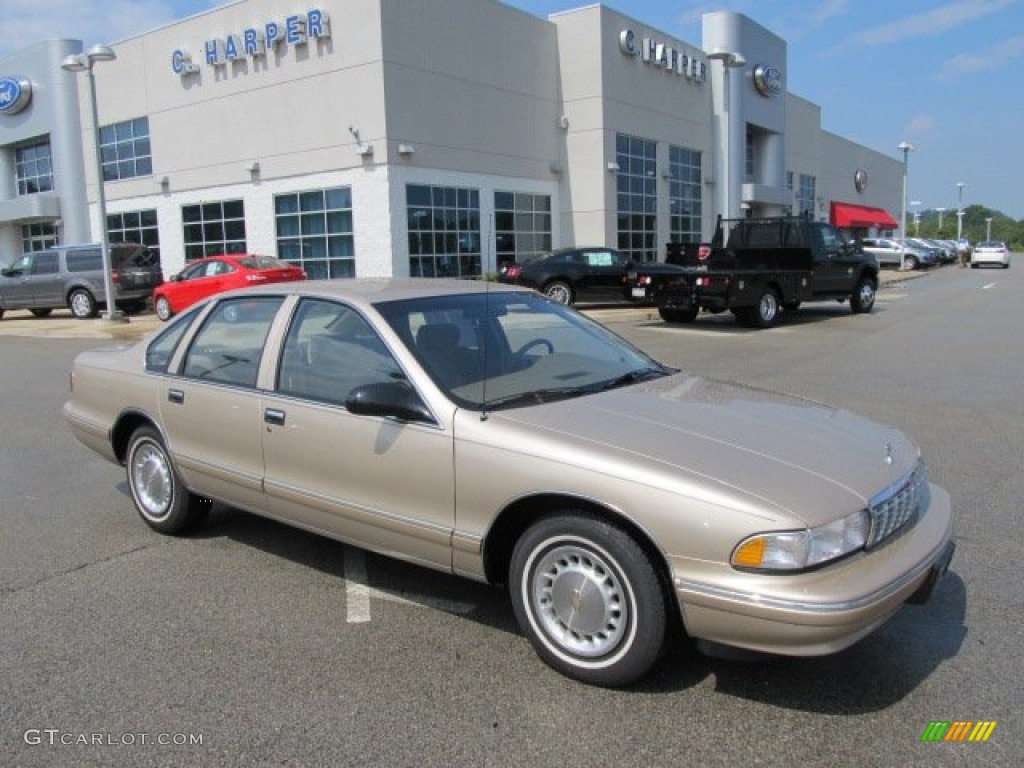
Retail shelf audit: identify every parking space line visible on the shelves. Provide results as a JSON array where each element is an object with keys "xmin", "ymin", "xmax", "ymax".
[{"xmin": 344, "ymin": 548, "xmax": 372, "ymax": 623}]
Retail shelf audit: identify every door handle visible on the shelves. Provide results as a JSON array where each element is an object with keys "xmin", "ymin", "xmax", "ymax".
[
  {"xmin": 167, "ymin": 389, "xmax": 184, "ymax": 404},
  {"xmin": 264, "ymin": 408, "xmax": 286, "ymax": 426}
]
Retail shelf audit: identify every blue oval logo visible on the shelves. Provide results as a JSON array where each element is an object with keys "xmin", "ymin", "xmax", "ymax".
[
  {"xmin": 0, "ymin": 77, "xmax": 32, "ymax": 115},
  {"xmin": 753, "ymin": 64, "xmax": 783, "ymax": 97}
]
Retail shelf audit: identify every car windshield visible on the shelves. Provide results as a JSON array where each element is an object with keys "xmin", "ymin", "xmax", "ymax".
[{"xmin": 376, "ymin": 291, "xmax": 671, "ymax": 410}]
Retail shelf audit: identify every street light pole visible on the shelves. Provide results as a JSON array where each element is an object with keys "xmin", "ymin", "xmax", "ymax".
[
  {"xmin": 985, "ymin": 217, "xmax": 993, "ymax": 241},
  {"xmin": 708, "ymin": 49, "xmax": 746, "ymax": 221},
  {"xmin": 910, "ymin": 200, "xmax": 921, "ymax": 235},
  {"xmin": 956, "ymin": 182, "xmax": 967, "ymax": 241},
  {"xmin": 62, "ymin": 44, "xmax": 122, "ymax": 322},
  {"xmin": 898, "ymin": 142, "xmax": 914, "ymax": 249},
  {"xmin": 936, "ymin": 207, "xmax": 946, "ymax": 233}
]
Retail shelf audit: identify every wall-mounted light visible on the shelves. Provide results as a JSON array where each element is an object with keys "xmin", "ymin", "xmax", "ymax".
[
  {"xmin": 606, "ymin": 162, "xmax": 620, "ymax": 173},
  {"xmin": 398, "ymin": 144, "xmax": 415, "ymax": 156},
  {"xmin": 248, "ymin": 161, "xmax": 260, "ymax": 174},
  {"xmin": 558, "ymin": 115, "xmax": 570, "ymax": 130},
  {"xmin": 158, "ymin": 176, "xmax": 170, "ymax": 190},
  {"xmin": 357, "ymin": 144, "xmax": 374, "ymax": 157},
  {"xmin": 549, "ymin": 161, "xmax": 563, "ymax": 175}
]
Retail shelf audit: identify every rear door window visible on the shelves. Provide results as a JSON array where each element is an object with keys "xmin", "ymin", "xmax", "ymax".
[{"xmin": 66, "ymin": 250, "xmax": 103, "ymax": 272}]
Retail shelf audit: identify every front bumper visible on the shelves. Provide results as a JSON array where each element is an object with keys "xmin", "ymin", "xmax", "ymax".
[{"xmin": 672, "ymin": 483, "xmax": 954, "ymax": 656}]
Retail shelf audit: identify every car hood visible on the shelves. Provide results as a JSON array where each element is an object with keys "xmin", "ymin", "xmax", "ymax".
[{"xmin": 490, "ymin": 373, "xmax": 916, "ymax": 527}]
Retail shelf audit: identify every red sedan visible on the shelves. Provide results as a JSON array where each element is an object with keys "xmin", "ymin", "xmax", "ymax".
[{"xmin": 154, "ymin": 254, "xmax": 306, "ymax": 320}]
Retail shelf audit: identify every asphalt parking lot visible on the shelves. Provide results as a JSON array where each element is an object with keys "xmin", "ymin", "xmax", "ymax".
[{"xmin": 0, "ymin": 268, "xmax": 924, "ymax": 341}]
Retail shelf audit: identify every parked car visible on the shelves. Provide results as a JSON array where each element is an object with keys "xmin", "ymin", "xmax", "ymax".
[
  {"xmin": 64, "ymin": 279, "xmax": 954, "ymax": 687},
  {"xmin": 153, "ymin": 254, "xmax": 306, "ymax": 320},
  {"xmin": 860, "ymin": 238, "xmax": 906, "ymax": 268},
  {"xmin": 893, "ymin": 239, "xmax": 941, "ymax": 269},
  {"xmin": 497, "ymin": 247, "xmax": 634, "ymax": 304},
  {"xmin": 0, "ymin": 243, "xmax": 162, "ymax": 320},
  {"xmin": 971, "ymin": 241, "xmax": 1010, "ymax": 269}
]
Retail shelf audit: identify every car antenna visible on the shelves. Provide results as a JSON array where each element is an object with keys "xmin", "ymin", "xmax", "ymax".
[{"xmin": 481, "ymin": 213, "xmax": 493, "ymax": 421}]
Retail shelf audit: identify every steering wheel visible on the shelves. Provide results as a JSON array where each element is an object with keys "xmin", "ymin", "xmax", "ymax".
[{"xmin": 514, "ymin": 338, "xmax": 554, "ymax": 357}]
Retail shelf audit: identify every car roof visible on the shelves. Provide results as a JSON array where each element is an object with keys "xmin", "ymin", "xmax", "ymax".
[{"xmin": 213, "ymin": 277, "xmax": 535, "ymax": 309}]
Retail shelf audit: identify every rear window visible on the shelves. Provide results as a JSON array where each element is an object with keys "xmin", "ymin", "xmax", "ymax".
[
  {"xmin": 111, "ymin": 244, "xmax": 160, "ymax": 269},
  {"xmin": 66, "ymin": 250, "xmax": 103, "ymax": 272},
  {"xmin": 237, "ymin": 255, "xmax": 289, "ymax": 270}
]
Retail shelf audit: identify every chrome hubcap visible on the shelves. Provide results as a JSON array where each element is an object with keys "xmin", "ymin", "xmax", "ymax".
[
  {"xmin": 529, "ymin": 543, "xmax": 627, "ymax": 658},
  {"xmin": 545, "ymin": 284, "xmax": 571, "ymax": 304},
  {"xmin": 860, "ymin": 283, "xmax": 875, "ymax": 306},
  {"xmin": 131, "ymin": 442, "xmax": 173, "ymax": 520},
  {"xmin": 760, "ymin": 293, "xmax": 778, "ymax": 322},
  {"xmin": 71, "ymin": 293, "xmax": 91, "ymax": 316}
]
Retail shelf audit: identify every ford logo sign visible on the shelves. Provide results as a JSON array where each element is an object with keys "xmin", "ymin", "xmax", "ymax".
[
  {"xmin": 753, "ymin": 64, "xmax": 782, "ymax": 97},
  {"xmin": 0, "ymin": 77, "xmax": 32, "ymax": 115}
]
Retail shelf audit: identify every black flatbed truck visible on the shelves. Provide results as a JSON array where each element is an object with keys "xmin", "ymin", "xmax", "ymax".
[{"xmin": 628, "ymin": 215, "xmax": 880, "ymax": 328}]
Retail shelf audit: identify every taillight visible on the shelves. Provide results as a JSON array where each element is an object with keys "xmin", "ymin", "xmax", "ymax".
[
  {"xmin": 111, "ymin": 270, "xmax": 120, "ymax": 283},
  {"xmin": 505, "ymin": 266, "xmax": 521, "ymax": 278},
  {"xmin": 697, "ymin": 246, "xmax": 711, "ymax": 261}
]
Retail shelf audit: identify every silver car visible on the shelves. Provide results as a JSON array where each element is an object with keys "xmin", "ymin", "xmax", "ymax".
[{"xmin": 63, "ymin": 280, "xmax": 954, "ymax": 686}]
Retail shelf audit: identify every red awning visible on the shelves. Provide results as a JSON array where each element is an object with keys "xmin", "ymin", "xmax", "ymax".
[{"xmin": 830, "ymin": 202, "xmax": 898, "ymax": 230}]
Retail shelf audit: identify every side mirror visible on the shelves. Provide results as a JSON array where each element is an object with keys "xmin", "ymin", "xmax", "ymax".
[{"xmin": 345, "ymin": 381, "xmax": 433, "ymax": 423}]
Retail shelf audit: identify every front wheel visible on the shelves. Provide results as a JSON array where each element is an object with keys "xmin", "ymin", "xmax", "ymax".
[
  {"xmin": 68, "ymin": 289, "xmax": 98, "ymax": 319},
  {"xmin": 126, "ymin": 426, "xmax": 209, "ymax": 535},
  {"xmin": 510, "ymin": 512, "xmax": 669, "ymax": 687},
  {"xmin": 850, "ymin": 276, "xmax": 877, "ymax": 314}
]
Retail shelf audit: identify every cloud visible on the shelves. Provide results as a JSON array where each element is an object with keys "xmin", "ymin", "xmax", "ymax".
[
  {"xmin": 855, "ymin": 0, "xmax": 1015, "ymax": 47},
  {"xmin": 940, "ymin": 35, "xmax": 1024, "ymax": 78},
  {"xmin": 0, "ymin": 0, "xmax": 223, "ymax": 57},
  {"xmin": 905, "ymin": 114, "xmax": 937, "ymax": 137}
]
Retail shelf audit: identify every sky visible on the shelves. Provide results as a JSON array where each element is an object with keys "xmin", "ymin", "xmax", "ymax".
[{"xmin": 4, "ymin": 0, "xmax": 1022, "ymax": 218}]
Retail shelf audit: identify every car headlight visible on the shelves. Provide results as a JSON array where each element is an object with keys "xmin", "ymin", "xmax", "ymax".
[{"xmin": 731, "ymin": 510, "xmax": 870, "ymax": 572}]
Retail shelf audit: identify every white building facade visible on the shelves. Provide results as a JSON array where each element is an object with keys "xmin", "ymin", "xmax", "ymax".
[{"xmin": 0, "ymin": 1, "xmax": 902, "ymax": 277}]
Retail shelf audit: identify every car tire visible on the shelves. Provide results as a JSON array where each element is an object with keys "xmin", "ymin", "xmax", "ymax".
[
  {"xmin": 68, "ymin": 289, "xmax": 98, "ymax": 319},
  {"xmin": 126, "ymin": 426, "xmax": 210, "ymax": 535},
  {"xmin": 155, "ymin": 295, "xmax": 173, "ymax": 321},
  {"xmin": 510, "ymin": 512, "xmax": 668, "ymax": 687},
  {"xmin": 850, "ymin": 275, "xmax": 877, "ymax": 314},
  {"xmin": 738, "ymin": 287, "xmax": 780, "ymax": 328},
  {"xmin": 658, "ymin": 307, "xmax": 697, "ymax": 323},
  {"xmin": 30, "ymin": 308, "xmax": 53, "ymax": 318},
  {"xmin": 542, "ymin": 280, "xmax": 574, "ymax": 305},
  {"xmin": 903, "ymin": 255, "xmax": 919, "ymax": 270}
]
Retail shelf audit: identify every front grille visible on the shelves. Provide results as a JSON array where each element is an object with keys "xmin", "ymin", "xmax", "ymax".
[{"xmin": 866, "ymin": 461, "xmax": 929, "ymax": 548}]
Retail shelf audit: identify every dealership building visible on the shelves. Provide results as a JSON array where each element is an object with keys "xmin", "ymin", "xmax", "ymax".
[{"xmin": 0, "ymin": 0, "xmax": 903, "ymax": 279}]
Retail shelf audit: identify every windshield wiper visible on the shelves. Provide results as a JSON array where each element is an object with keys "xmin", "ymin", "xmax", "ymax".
[
  {"xmin": 596, "ymin": 366, "xmax": 671, "ymax": 392},
  {"xmin": 484, "ymin": 386, "xmax": 593, "ymax": 411}
]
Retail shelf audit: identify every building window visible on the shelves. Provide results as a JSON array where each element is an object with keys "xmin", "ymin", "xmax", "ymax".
[
  {"xmin": 668, "ymin": 146, "xmax": 702, "ymax": 245},
  {"xmin": 107, "ymin": 210, "xmax": 160, "ymax": 260},
  {"xmin": 182, "ymin": 200, "xmax": 246, "ymax": 261},
  {"xmin": 494, "ymin": 191, "xmax": 552, "ymax": 271},
  {"xmin": 615, "ymin": 133, "xmax": 657, "ymax": 262},
  {"xmin": 275, "ymin": 187, "xmax": 355, "ymax": 280},
  {"xmin": 407, "ymin": 184, "xmax": 481, "ymax": 278},
  {"xmin": 99, "ymin": 117, "xmax": 152, "ymax": 181},
  {"xmin": 21, "ymin": 223, "xmax": 57, "ymax": 253},
  {"xmin": 15, "ymin": 141, "xmax": 53, "ymax": 195},
  {"xmin": 797, "ymin": 174, "xmax": 816, "ymax": 217}
]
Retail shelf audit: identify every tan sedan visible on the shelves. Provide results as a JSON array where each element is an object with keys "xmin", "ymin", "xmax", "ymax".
[{"xmin": 64, "ymin": 279, "xmax": 954, "ymax": 686}]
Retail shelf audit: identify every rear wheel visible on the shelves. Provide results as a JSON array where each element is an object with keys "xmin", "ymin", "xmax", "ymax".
[
  {"xmin": 658, "ymin": 307, "xmax": 698, "ymax": 323},
  {"xmin": 903, "ymin": 254, "xmax": 919, "ymax": 270},
  {"xmin": 29, "ymin": 308, "xmax": 53, "ymax": 318},
  {"xmin": 68, "ymin": 289, "xmax": 98, "ymax": 319},
  {"xmin": 543, "ymin": 280, "xmax": 574, "ymax": 305},
  {"xmin": 126, "ymin": 426, "xmax": 210, "ymax": 535},
  {"xmin": 738, "ymin": 288, "xmax": 780, "ymax": 328},
  {"xmin": 510, "ymin": 512, "xmax": 669, "ymax": 687},
  {"xmin": 850, "ymin": 275, "xmax": 877, "ymax": 314}
]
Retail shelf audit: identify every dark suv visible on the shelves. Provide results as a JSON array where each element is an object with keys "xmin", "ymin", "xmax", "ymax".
[{"xmin": 0, "ymin": 243, "xmax": 163, "ymax": 319}]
